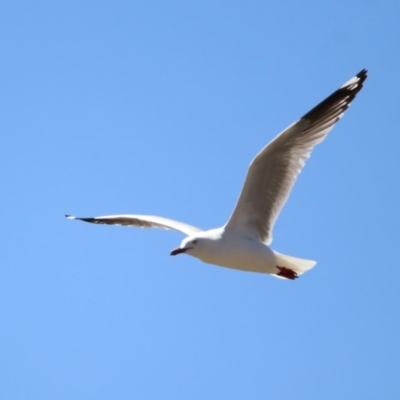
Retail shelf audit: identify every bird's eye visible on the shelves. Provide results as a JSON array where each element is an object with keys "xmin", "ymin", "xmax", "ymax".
[{"xmin": 192, "ymin": 239, "xmax": 198, "ymax": 245}]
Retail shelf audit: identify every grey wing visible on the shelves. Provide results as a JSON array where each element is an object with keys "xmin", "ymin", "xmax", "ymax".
[
  {"xmin": 225, "ymin": 69, "xmax": 367, "ymax": 244},
  {"xmin": 66, "ymin": 214, "xmax": 202, "ymax": 236}
]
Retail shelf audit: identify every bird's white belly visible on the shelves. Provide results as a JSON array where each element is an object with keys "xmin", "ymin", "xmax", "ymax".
[{"xmin": 195, "ymin": 236, "xmax": 277, "ymax": 274}]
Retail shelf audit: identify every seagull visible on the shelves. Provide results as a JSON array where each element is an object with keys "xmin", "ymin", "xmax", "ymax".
[{"xmin": 67, "ymin": 69, "xmax": 367, "ymax": 280}]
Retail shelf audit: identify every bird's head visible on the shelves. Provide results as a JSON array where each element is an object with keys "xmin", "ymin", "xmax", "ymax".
[{"xmin": 170, "ymin": 236, "xmax": 201, "ymax": 256}]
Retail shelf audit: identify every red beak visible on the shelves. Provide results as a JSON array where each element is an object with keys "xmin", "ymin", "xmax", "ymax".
[{"xmin": 170, "ymin": 247, "xmax": 187, "ymax": 256}]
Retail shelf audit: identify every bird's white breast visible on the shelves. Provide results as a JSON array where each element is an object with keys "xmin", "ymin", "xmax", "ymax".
[{"xmin": 193, "ymin": 228, "xmax": 277, "ymax": 273}]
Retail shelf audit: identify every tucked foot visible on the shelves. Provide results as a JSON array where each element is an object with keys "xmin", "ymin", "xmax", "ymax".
[{"xmin": 276, "ymin": 266, "xmax": 298, "ymax": 280}]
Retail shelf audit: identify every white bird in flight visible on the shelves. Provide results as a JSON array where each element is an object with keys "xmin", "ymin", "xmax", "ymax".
[{"xmin": 67, "ymin": 69, "xmax": 367, "ymax": 280}]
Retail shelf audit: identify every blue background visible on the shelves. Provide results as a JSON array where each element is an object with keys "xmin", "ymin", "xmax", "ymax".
[{"xmin": 1, "ymin": 1, "xmax": 399, "ymax": 399}]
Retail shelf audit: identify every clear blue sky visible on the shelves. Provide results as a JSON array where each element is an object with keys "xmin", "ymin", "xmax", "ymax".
[{"xmin": 1, "ymin": 1, "xmax": 399, "ymax": 399}]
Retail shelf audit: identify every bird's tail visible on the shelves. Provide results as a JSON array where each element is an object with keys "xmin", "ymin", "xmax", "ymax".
[{"xmin": 273, "ymin": 250, "xmax": 317, "ymax": 279}]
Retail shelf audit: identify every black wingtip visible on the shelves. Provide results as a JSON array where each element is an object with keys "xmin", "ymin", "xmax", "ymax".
[
  {"xmin": 301, "ymin": 69, "xmax": 368, "ymax": 123},
  {"xmin": 65, "ymin": 215, "xmax": 99, "ymax": 224},
  {"xmin": 341, "ymin": 68, "xmax": 368, "ymax": 91},
  {"xmin": 357, "ymin": 68, "xmax": 368, "ymax": 77},
  {"xmin": 356, "ymin": 68, "xmax": 368, "ymax": 85}
]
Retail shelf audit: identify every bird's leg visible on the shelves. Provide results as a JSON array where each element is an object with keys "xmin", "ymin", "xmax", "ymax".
[{"xmin": 276, "ymin": 266, "xmax": 298, "ymax": 280}]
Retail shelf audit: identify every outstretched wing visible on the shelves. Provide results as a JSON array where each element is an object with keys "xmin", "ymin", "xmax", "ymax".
[
  {"xmin": 225, "ymin": 69, "xmax": 367, "ymax": 244},
  {"xmin": 66, "ymin": 214, "xmax": 202, "ymax": 236}
]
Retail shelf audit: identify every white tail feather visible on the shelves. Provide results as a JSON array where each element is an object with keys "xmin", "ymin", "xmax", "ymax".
[{"xmin": 273, "ymin": 250, "xmax": 316, "ymax": 278}]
